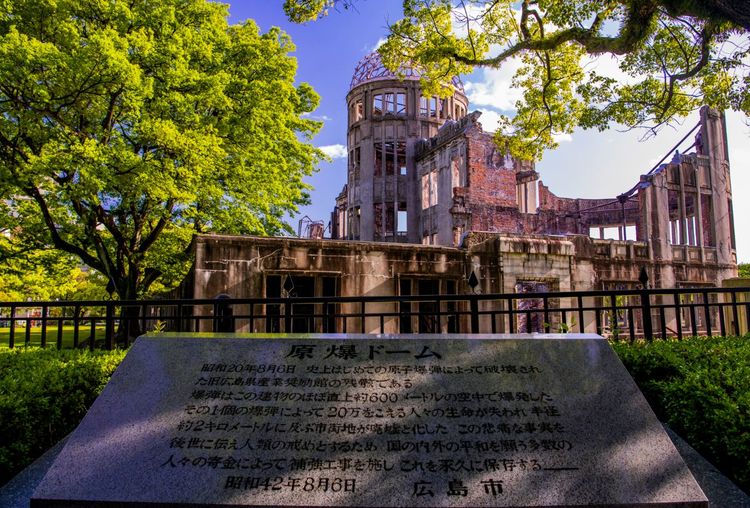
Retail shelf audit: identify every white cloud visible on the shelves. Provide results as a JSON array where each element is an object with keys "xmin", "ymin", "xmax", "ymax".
[
  {"xmin": 552, "ymin": 133, "xmax": 573, "ymax": 144},
  {"xmin": 319, "ymin": 144, "xmax": 348, "ymax": 159},
  {"xmin": 581, "ymin": 54, "xmax": 635, "ymax": 84},
  {"xmin": 474, "ymin": 109, "xmax": 503, "ymax": 133},
  {"xmin": 463, "ymin": 59, "xmax": 523, "ymax": 111},
  {"xmin": 370, "ymin": 38, "xmax": 387, "ymax": 52},
  {"xmin": 301, "ymin": 112, "xmax": 333, "ymax": 122}
]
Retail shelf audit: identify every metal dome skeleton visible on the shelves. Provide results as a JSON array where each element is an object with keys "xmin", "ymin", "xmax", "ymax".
[{"xmin": 349, "ymin": 52, "xmax": 464, "ymax": 93}]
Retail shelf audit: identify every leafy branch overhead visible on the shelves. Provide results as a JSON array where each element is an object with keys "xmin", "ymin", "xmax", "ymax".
[
  {"xmin": 285, "ymin": 0, "xmax": 749, "ymax": 161},
  {"xmin": 0, "ymin": 0, "xmax": 325, "ymax": 299}
]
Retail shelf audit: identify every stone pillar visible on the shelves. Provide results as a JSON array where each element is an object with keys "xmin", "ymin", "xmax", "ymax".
[{"xmin": 701, "ymin": 106, "xmax": 734, "ymax": 267}]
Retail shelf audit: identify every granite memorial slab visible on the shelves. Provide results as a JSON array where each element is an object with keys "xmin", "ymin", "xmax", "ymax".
[{"xmin": 31, "ymin": 333, "xmax": 708, "ymax": 507}]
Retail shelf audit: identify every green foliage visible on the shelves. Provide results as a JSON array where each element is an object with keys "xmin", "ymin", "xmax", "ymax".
[
  {"xmin": 286, "ymin": 0, "xmax": 749, "ymax": 162},
  {"xmin": 0, "ymin": 347, "xmax": 126, "ymax": 485},
  {"xmin": 611, "ymin": 336, "xmax": 750, "ymax": 492},
  {"xmin": 0, "ymin": 0, "xmax": 324, "ymax": 300},
  {"xmin": 0, "ymin": 248, "xmax": 108, "ymax": 302},
  {"xmin": 738, "ymin": 263, "xmax": 750, "ymax": 278}
]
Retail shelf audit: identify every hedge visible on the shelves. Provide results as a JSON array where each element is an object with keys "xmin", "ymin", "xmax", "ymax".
[
  {"xmin": 611, "ymin": 336, "xmax": 750, "ymax": 493},
  {"xmin": 0, "ymin": 347, "xmax": 126, "ymax": 486}
]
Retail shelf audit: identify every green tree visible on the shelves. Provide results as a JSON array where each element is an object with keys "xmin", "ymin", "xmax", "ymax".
[
  {"xmin": 0, "ymin": 0, "xmax": 324, "ymax": 303},
  {"xmin": 0, "ymin": 250, "xmax": 109, "ymax": 303},
  {"xmin": 286, "ymin": 0, "xmax": 749, "ymax": 161},
  {"xmin": 739, "ymin": 263, "xmax": 750, "ymax": 278}
]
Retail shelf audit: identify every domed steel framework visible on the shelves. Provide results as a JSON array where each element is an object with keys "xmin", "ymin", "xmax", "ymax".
[{"xmin": 349, "ymin": 52, "xmax": 464, "ymax": 93}]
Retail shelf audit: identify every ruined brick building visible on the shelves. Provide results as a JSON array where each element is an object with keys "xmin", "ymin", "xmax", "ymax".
[{"xmin": 189, "ymin": 52, "xmax": 737, "ymax": 332}]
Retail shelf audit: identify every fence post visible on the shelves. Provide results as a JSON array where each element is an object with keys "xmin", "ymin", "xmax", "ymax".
[
  {"xmin": 470, "ymin": 296, "xmax": 479, "ymax": 334},
  {"xmin": 105, "ymin": 303, "xmax": 114, "ymax": 350},
  {"xmin": 9, "ymin": 306, "xmax": 15, "ymax": 348},
  {"xmin": 639, "ymin": 268, "xmax": 653, "ymax": 341},
  {"xmin": 214, "ymin": 295, "xmax": 235, "ymax": 333},
  {"xmin": 285, "ymin": 300, "xmax": 293, "ymax": 334},
  {"xmin": 40, "ymin": 305, "xmax": 48, "ymax": 348}
]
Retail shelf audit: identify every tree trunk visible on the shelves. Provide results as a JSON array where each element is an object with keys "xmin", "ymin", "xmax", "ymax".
[{"xmin": 115, "ymin": 273, "xmax": 143, "ymax": 346}]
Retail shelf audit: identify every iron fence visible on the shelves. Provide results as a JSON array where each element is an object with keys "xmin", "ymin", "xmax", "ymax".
[{"xmin": 1, "ymin": 286, "xmax": 749, "ymax": 350}]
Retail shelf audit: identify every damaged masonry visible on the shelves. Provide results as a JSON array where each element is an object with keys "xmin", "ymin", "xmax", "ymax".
[{"xmin": 187, "ymin": 52, "xmax": 738, "ymax": 334}]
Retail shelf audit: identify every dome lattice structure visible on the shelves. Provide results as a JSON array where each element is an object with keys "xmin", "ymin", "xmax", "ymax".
[{"xmin": 350, "ymin": 52, "xmax": 464, "ymax": 92}]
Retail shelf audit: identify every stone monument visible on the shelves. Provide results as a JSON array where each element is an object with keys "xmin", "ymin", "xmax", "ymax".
[{"xmin": 31, "ymin": 334, "xmax": 708, "ymax": 507}]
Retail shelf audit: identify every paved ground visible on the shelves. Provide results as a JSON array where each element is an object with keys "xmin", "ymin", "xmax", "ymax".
[{"xmin": 2, "ymin": 425, "xmax": 748, "ymax": 507}]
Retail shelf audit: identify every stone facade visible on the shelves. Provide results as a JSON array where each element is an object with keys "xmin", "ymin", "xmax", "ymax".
[
  {"xmin": 332, "ymin": 52, "xmax": 469, "ymax": 243},
  {"xmin": 187, "ymin": 55, "xmax": 737, "ymax": 331}
]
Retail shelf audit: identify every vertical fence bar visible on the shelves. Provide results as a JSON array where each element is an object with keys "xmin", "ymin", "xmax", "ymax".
[
  {"xmin": 577, "ymin": 296, "xmax": 584, "ymax": 334},
  {"xmin": 627, "ymin": 307, "xmax": 635, "ymax": 340},
  {"xmin": 105, "ymin": 304, "xmax": 114, "ymax": 350},
  {"xmin": 469, "ymin": 295, "xmax": 479, "ymax": 333},
  {"xmin": 176, "ymin": 303, "xmax": 184, "ymax": 333},
  {"xmin": 141, "ymin": 303, "xmax": 148, "ymax": 335},
  {"xmin": 360, "ymin": 301, "xmax": 366, "ymax": 334},
  {"xmin": 640, "ymin": 290, "xmax": 653, "ymax": 341},
  {"xmin": 284, "ymin": 301, "xmax": 292, "ymax": 334},
  {"xmin": 9, "ymin": 306, "xmax": 15, "ymax": 349},
  {"xmin": 731, "ymin": 291, "xmax": 740, "ymax": 336},
  {"xmin": 249, "ymin": 302, "xmax": 255, "ymax": 333},
  {"xmin": 595, "ymin": 306, "xmax": 602, "ymax": 336},
  {"xmin": 25, "ymin": 315, "xmax": 31, "ymax": 346},
  {"xmin": 73, "ymin": 304, "xmax": 81, "ymax": 348},
  {"xmin": 702, "ymin": 290, "xmax": 712, "ymax": 337},
  {"xmin": 123, "ymin": 305, "xmax": 130, "ymax": 342},
  {"xmin": 40, "ymin": 305, "xmax": 48, "ymax": 348},
  {"xmin": 434, "ymin": 298, "xmax": 440, "ymax": 333},
  {"xmin": 659, "ymin": 307, "xmax": 667, "ymax": 340},
  {"xmin": 543, "ymin": 297, "xmax": 550, "ymax": 333},
  {"xmin": 57, "ymin": 317, "xmax": 63, "ymax": 349},
  {"xmin": 609, "ymin": 295, "xmax": 618, "ymax": 339},
  {"xmin": 689, "ymin": 303, "xmax": 698, "ymax": 337},
  {"xmin": 507, "ymin": 298, "xmax": 515, "ymax": 334},
  {"xmin": 718, "ymin": 300, "xmax": 726, "ymax": 336},
  {"xmin": 674, "ymin": 293, "xmax": 683, "ymax": 340},
  {"xmin": 470, "ymin": 296, "xmax": 479, "ymax": 334},
  {"xmin": 89, "ymin": 316, "xmax": 96, "ymax": 351}
]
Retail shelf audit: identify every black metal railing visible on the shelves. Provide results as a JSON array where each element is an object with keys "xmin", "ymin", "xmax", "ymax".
[{"xmin": 1, "ymin": 286, "xmax": 749, "ymax": 349}]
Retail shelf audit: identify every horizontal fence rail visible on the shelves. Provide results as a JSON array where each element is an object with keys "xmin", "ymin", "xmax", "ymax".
[{"xmin": 1, "ymin": 286, "xmax": 749, "ymax": 349}]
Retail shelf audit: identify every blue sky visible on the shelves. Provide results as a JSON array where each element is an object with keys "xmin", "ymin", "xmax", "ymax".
[{"xmin": 225, "ymin": 1, "xmax": 750, "ymax": 263}]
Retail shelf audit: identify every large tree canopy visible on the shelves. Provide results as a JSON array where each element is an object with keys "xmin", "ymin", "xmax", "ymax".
[
  {"xmin": 0, "ymin": 0, "xmax": 324, "ymax": 300},
  {"xmin": 286, "ymin": 0, "xmax": 749, "ymax": 161}
]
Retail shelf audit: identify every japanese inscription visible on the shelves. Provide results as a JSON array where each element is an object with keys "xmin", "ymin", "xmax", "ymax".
[{"xmin": 158, "ymin": 340, "xmax": 578, "ymax": 504}]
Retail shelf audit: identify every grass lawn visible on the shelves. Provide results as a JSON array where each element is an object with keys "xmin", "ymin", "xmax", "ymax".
[{"xmin": 0, "ymin": 326, "xmax": 107, "ymax": 349}]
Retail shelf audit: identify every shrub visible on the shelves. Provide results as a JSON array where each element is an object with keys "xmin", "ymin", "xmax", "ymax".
[
  {"xmin": 611, "ymin": 336, "xmax": 750, "ymax": 493},
  {"xmin": 0, "ymin": 347, "xmax": 126, "ymax": 486}
]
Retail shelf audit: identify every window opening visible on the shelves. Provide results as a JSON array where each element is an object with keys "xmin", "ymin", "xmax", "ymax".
[
  {"xmin": 397, "ymin": 210, "xmax": 407, "ymax": 233},
  {"xmin": 397, "ymin": 142, "xmax": 407, "ymax": 175},
  {"xmin": 385, "ymin": 93, "xmax": 395, "ymax": 113},
  {"xmin": 373, "ymin": 94, "xmax": 383, "ymax": 116},
  {"xmin": 384, "ymin": 141, "xmax": 395, "ymax": 176},
  {"xmin": 396, "ymin": 93, "xmax": 406, "ymax": 114},
  {"xmin": 356, "ymin": 100, "xmax": 364, "ymax": 121}
]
